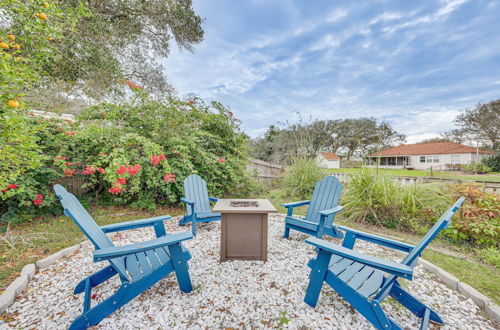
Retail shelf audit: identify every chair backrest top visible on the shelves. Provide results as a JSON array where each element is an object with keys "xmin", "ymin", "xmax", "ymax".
[
  {"xmin": 183, "ymin": 174, "xmax": 211, "ymax": 214},
  {"xmin": 402, "ymin": 197, "xmax": 465, "ymax": 266},
  {"xmin": 305, "ymin": 176, "xmax": 343, "ymax": 224},
  {"xmin": 54, "ymin": 184, "xmax": 128, "ymax": 278}
]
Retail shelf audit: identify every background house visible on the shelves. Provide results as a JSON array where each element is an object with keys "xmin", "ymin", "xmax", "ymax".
[
  {"xmin": 367, "ymin": 142, "xmax": 492, "ymax": 170},
  {"xmin": 317, "ymin": 152, "xmax": 340, "ymax": 169}
]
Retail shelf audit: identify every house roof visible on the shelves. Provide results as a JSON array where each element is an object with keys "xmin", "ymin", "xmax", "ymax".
[
  {"xmin": 320, "ymin": 152, "xmax": 340, "ymax": 160},
  {"xmin": 370, "ymin": 142, "xmax": 492, "ymax": 157}
]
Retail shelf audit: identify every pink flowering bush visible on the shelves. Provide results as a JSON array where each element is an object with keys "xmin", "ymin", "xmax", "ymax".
[{"xmin": 0, "ymin": 91, "xmax": 259, "ymax": 223}]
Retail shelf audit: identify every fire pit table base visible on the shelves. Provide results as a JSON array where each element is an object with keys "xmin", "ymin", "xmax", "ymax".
[{"xmin": 213, "ymin": 199, "xmax": 277, "ymax": 262}]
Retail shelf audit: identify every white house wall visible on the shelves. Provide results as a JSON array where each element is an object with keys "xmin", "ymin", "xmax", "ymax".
[
  {"xmin": 317, "ymin": 156, "xmax": 340, "ymax": 169},
  {"xmin": 408, "ymin": 153, "xmax": 486, "ymax": 170}
]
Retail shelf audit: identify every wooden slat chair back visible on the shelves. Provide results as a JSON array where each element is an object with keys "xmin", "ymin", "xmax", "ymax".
[
  {"xmin": 54, "ymin": 185, "xmax": 128, "ymax": 279},
  {"xmin": 303, "ymin": 197, "xmax": 466, "ymax": 330},
  {"xmin": 305, "ymin": 176, "xmax": 343, "ymax": 225},
  {"xmin": 283, "ymin": 176, "xmax": 344, "ymax": 239},
  {"xmin": 179, "ymin": 174, "xmax": 221, "ymax": 235},
  {"xmin": 184, "ymin": 174, "xmax": 212, "ymax": 215},
  {"xmin": 54, "ymin": 184, "xmax": 194, "ymax": 329}
]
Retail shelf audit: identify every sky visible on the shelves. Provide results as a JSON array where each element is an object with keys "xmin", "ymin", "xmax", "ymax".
[{"xmin": 164, "ymin": 0, "xmax": 500, "ymax": 143}]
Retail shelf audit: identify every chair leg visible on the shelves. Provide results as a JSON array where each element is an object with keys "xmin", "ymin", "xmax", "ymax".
[
  {"xmin": 304, "ymin": 250, "xmax": 330, "ymax": 307},
  {"xmin": 168, "ymin": 243, "xmax": 193, "ymax": 293},
  {"xmin": 389, "ymin": 281, "xmax": 444, "ymax": 325},
  {"xmin": 283, "ymin": 225, "xmax": 290, "ymax": 239},
  {"xmin": 74, "ymin": 266, "xmax": 118, "ymax": 294}
]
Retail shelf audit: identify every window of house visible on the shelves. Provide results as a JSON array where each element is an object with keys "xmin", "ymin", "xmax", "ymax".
[
  {"xmin": 433, "ymin": 156, "xmax": 440, "ymax": 163},
  {"xmin": 420, "ymin": 156, "xmax": 425, "ymax": 163},
  {"xmin": 426, "ymin": 156, "xmax": 433, "ymax": 163},
  {"xmin": 451, "ymin": 155, "xmax": 460, "ymax": 164}
]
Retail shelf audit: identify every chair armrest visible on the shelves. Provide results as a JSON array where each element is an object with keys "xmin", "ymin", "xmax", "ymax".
[
  {"xmin": 281, "ymin": 200, "xmax": 310, "ymax": 208},
  {"xmin": 319, "ymin": 205, "xmax": 344, "ymax": 217},
  {"xmin": 180, "ymin": 197, "xmax": 194, "ymax": 205},
  {"xmin": 101, "ymin": 215, "xmax": 171, "ymax": 233},
  {"xmin": 209, "ymin": 197, "xmax": 219, "ymax": 202},
  {"xmin": 94, "ymin": 231, "xmax": 193, "ymax": 261},
  {"xmin": 305, "ymin": 237, "xmax": 413, "ymax": 279},
  {"xmin": 338, "ymin": 226, "xmax": 414, "ymax": 252}
]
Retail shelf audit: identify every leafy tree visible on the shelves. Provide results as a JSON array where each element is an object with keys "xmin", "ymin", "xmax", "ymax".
[
  {"xmin": 4, "ymin": 0, "xmax": 204, "ymax": 109},
  {"xmin": 446, "ymin": 99, "xmax": 500, "ymax": 152},
  {"xmin": 250, "ymin": 117, "xmax": 405, "ymax": 163}
]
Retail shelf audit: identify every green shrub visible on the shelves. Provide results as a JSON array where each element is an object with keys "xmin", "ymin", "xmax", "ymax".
[
  {"xmin": 0, "ymin": 91, "xmax": 256, "ymax": 223},
  {"xmin": 462, "ymin": 162, "xmax": 492, "ymax": 174},
  {"xmin": 281, "ymin": 157, "xmax": 326, "ymax": 199},
  {"xmin": 482, "ymin": 154, "xmax": 500, "ymax": 172},
  {"xmin": 445, "ymin": 184, "xmax": 499, "ymax": 248},
  {"xmin": 342, "ymin": 168, "xmax": 448, "ymax": 231}
]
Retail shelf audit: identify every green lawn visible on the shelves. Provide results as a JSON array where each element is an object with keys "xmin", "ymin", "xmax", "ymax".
[{"xmin": 328, "ymin": 168, "xmax": 500, "ymax": 182}]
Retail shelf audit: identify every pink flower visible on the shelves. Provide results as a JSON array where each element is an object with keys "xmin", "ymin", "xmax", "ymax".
[
  {"xmin": 108, "ymin": 185, "xmax": 122, "ymax": 195},
  {"xmin": 33, "ymin": 194, "xmax": 44, "ymax": 205},
  {"xmin": 53, "ymin": 156, "xmax": 67, "ymax": 161},
  {"xmin": 226, "ymin": 110, "xmax": 234, "ymax": 117},
  {"xmin": 83, "ymin": 166, "xmax": 96, "ymax": 175},
  {"xmin": 163, "ymin": 173, "xmax": 176, "ymax": 183},
  {"xmin": 128, "ymin": 164, "xmax": 141, "ymax": 176},
  {"xmin": 64, "ymin": 169, "xmax": 77, "ymax": 177},
  {"xmin": 159, "ymin": 154, "xmax": 166, "ymax": 161},
  {"xmin": 150, "ymin": 155, "xmax": 160, "ymax": 166},
  {"xmin": 218, "ymin": 157, "xmax": 226, "ymax": 163},
  {"xmin": 117, "ymin": 177, "xmax": 126, "ymax": 185},
  {"xmin": 97, "ymin": 167, "xmax": 106, "ymax": 174},
  {"xmin": 7, "ymin": 184, "xmax": 18, "ymax": 189},
  {"xmin": 65, "ymin": 132, "xmax": 75, "ymax": 136},
  {"xmin": 116, "ymin": 166, "xmax": 127, "ymax": 175}
]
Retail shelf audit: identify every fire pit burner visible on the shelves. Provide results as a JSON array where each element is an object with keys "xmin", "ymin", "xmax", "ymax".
[{"xmin": 230, "ymin": 201, "xmax": 259, "ymax": 208}]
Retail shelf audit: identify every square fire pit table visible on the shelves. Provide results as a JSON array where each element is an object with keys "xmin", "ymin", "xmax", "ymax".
[{"xmin": 212, "ymin": 199, "xmax": 277, "ymax": 262}]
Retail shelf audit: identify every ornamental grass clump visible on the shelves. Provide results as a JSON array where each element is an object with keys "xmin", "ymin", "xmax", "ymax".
[
  {"xmin": 342, "ymin": 168, "xmax": 447, "ymax": 231},
  {"xmin": 282, "ymin": 157, "xmax": 326, "ymax": 200}
]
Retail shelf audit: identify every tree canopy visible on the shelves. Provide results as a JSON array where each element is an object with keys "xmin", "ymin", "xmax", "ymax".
[
  {"xmin": 445, "ymin": 99, "xmax": 499, "ymax": 152},
  {"xmin": 250, "ymin": 118, "xmax": 406, "ymax": 164}
]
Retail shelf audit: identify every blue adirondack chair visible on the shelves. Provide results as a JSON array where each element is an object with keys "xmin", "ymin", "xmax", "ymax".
[
  {"xmin": 54, "ymin": 185, "xmax": 194, "ymax": 329},
  {"xmin": 179, "ymin": 174, "xmax": 221, "ymax": 236},
  {"xmin": 282, "ymin": 176, "xmax": 344, "ymax": 239},
  {"xmin": 303, "ymin": 197, "xmax": 465, "ymax": 330}
]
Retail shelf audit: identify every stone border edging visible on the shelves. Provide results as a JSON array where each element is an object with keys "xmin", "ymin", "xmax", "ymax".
[
  {"xmin": 0, "ymin": 242, "xmax": 82, "ymax": 314},
  {"xmin": 0, "ymin": 234, "xmax": 498, "ymax": 324},
  {"xmin": 392, "ymin": 249, "xmax": 499, "ymax": 323}
]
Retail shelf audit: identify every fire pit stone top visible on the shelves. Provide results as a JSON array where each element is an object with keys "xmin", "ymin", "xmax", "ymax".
[
  {"xmin": 230, "ymin": 201, "xmax": 259, "ymax": 208},
  {"xmin": 213, "ymin": 199, "xmax": 277, "ymax": 214}
]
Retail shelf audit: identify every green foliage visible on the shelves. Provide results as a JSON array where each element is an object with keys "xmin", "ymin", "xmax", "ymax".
[
  {"xmin": 281, "ymin": 157, "xmax": 326, "ymax": 199},
  {"xmin": 482, "ymin": 154, "xmax": 500, "ymax": 172},
  {"xmin": 444, "ymin": 184, "xmax": 499, "ymax": 248},
  {"xmin": 0, "ymin": 90, "xmax": 255, "ymax": 222},
  {"xmin": 342, "ymin": 168, "xmax": 448, "ymax": 231},
  {"xmin": 462, "ymin": 162, "xmax": 492, "ymax": 174}
]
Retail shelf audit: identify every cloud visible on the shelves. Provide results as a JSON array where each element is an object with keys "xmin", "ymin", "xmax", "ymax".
[{"xmin": 165, "ymin": 0, "xmax": 499, "ymax": 141}]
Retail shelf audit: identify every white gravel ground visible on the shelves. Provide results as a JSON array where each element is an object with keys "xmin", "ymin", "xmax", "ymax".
[{"xmin": 0, "ymin": 214, "xmax": 497, "ymax": 329}]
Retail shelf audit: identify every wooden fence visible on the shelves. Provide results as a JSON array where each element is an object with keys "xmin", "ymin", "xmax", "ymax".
[
  {"xmin": 329, "ymin": 173, "xmax": 500, "ymax": 195},
  {"xmin": 247, "ymin": 159, "xmax": 284, "ymax": 185}
]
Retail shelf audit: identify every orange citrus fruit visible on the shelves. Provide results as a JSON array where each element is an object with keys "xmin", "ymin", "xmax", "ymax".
[
  {"xmin": 42, "ymin": 2, "xmax": 49, "ymax": 8},
  {"xmin": 7, "ymin": 35, "xmax": 15, "ymax": 41},
  {"xmin": 37, "ymin": 13, "xmax": 48, "ymax": 20},
  {"xmin": 0, "ymin": 42, "xmax": 9, "ymax": 49},
  {"xmin": 7, "ymin": 100, "xmax": 19, "ymax": 108},
  {"xmin": 12, "ymin": 44, "xmax": 20, "ymax": 50},
  {"xmin": 46, "ymin": 36, "xmax": 53, "ymax": 41}
]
